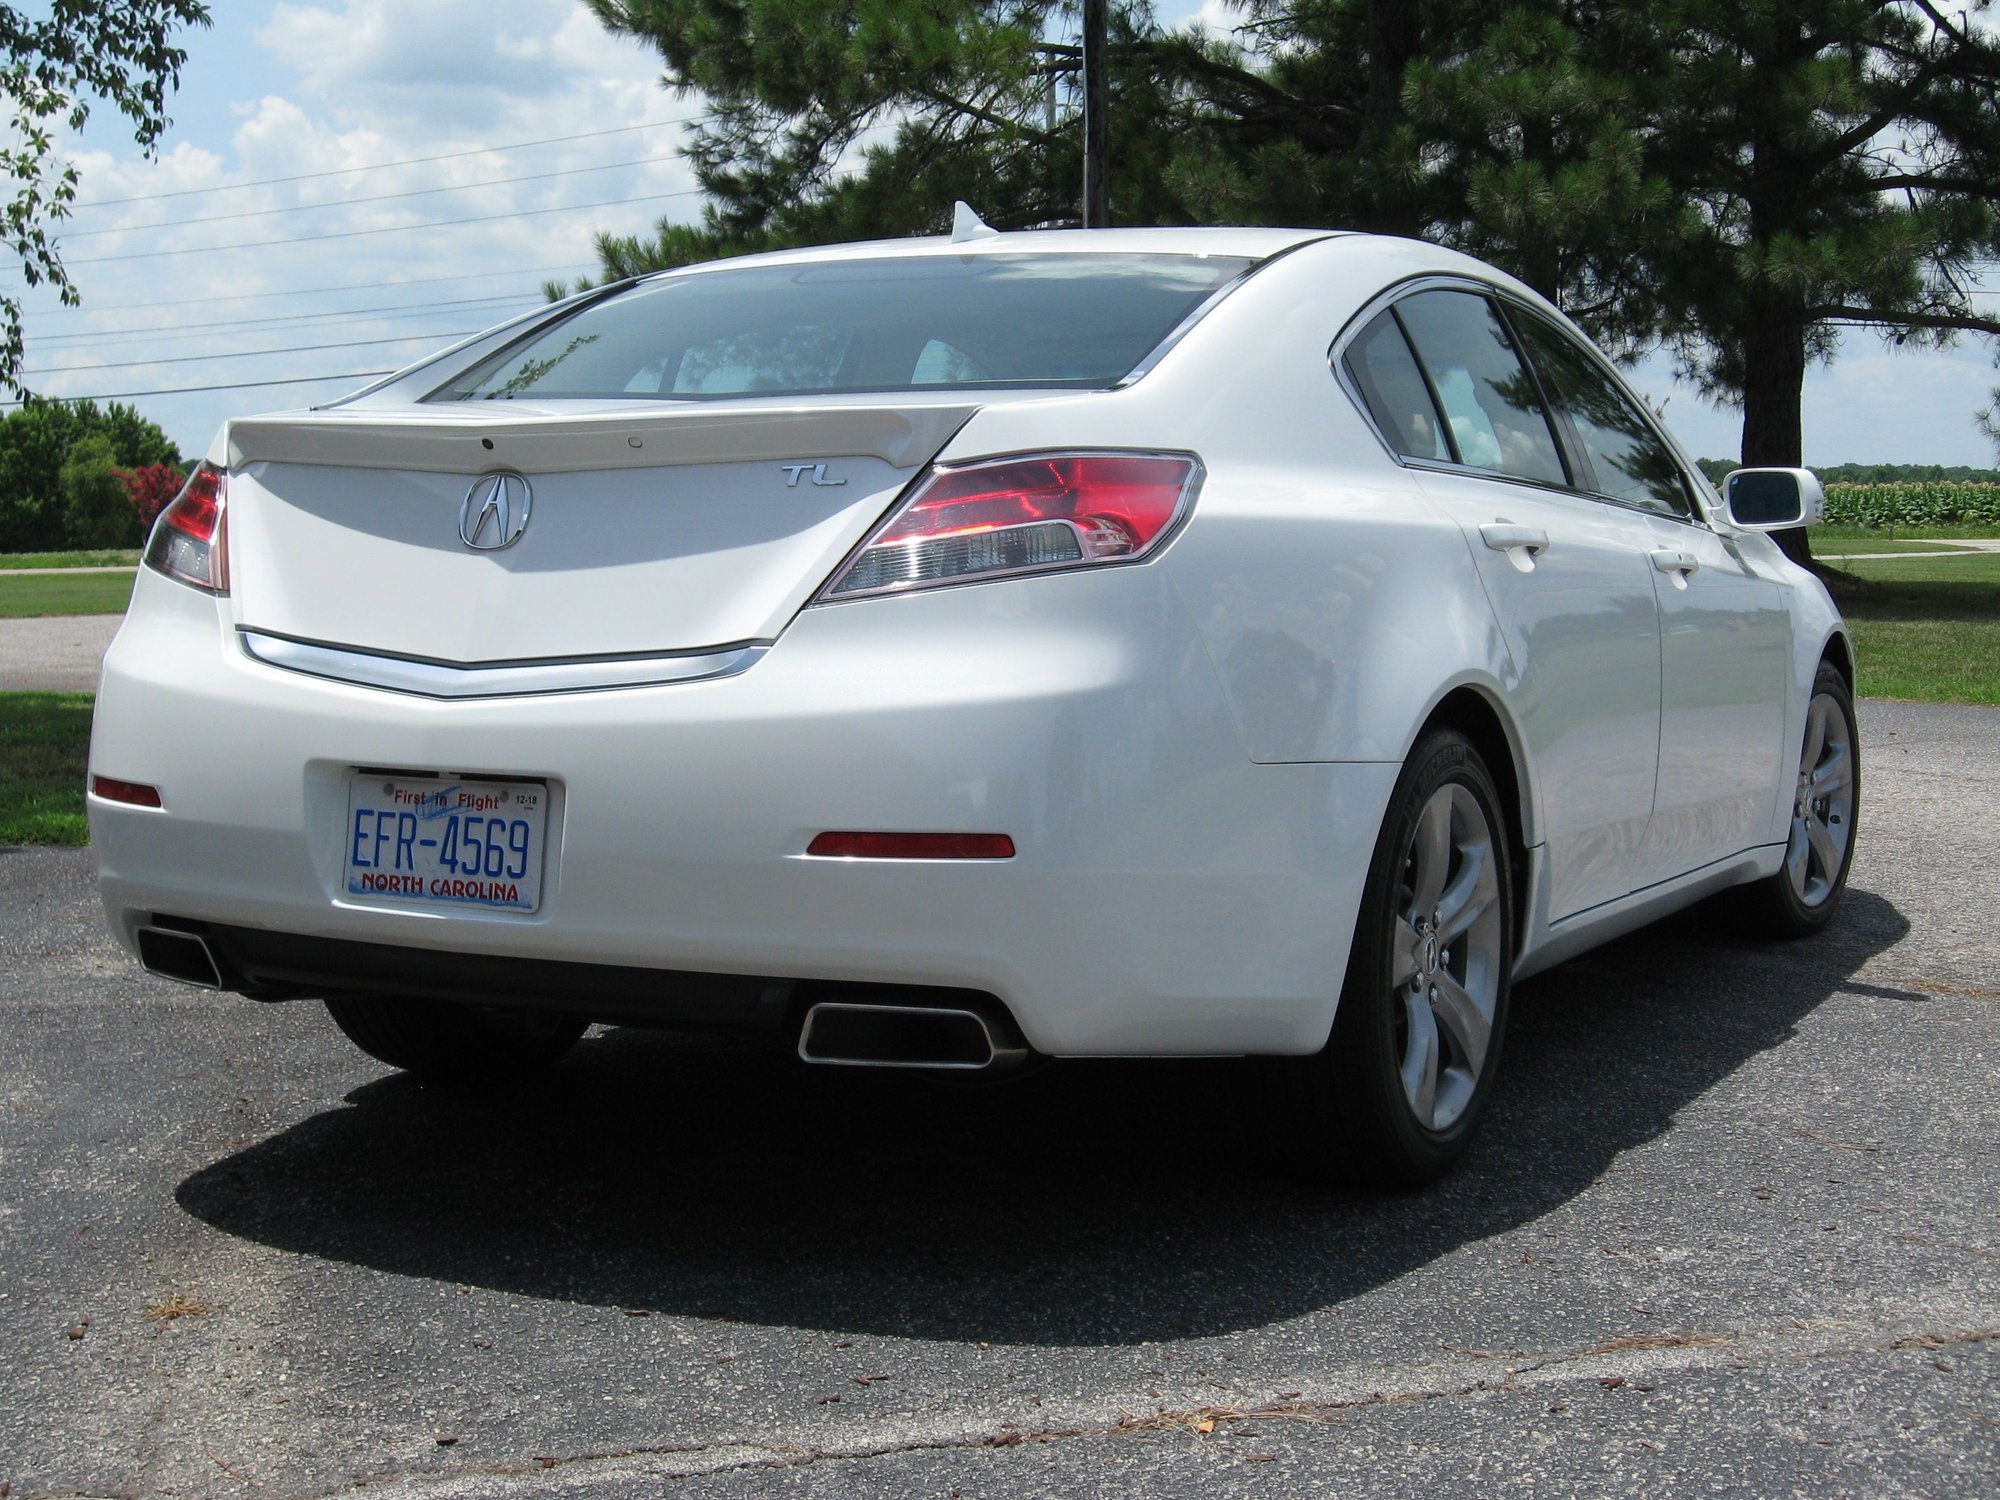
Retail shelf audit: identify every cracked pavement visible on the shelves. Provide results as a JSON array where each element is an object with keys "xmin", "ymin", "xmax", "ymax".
[{"xmin": 1, "ymin": 699, "xmax": 1995, "ymax": 1498}]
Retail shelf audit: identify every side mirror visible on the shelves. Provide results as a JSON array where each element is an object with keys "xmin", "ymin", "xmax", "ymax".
[{"xmin": 1721, "ymin": 467, "xmax": 1825, "ymax": 530}]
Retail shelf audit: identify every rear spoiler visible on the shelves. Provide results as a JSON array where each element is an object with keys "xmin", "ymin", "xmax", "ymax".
[{"xmin": 220, "ymin": 403, "xmax": 981, "ymax": 476}]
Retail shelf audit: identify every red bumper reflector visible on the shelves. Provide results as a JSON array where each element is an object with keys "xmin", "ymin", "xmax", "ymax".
[
  {"xmin": 807, "ymin": 832, "xmax": 1015, "ymax": 860},
  {"xmin": 90, "ymin": 775, "xmax": 163, "ymax": 808}
]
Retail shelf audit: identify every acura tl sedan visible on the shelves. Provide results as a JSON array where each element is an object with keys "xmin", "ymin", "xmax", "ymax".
[{"xmin": 88, "ymin": 223, "xmax": 1858, "ymax": 1184}]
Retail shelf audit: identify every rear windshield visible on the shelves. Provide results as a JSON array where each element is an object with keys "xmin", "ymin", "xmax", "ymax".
[{"xmin": 432, "ymin": 252, "xmax": 1256, "ymax": 403}]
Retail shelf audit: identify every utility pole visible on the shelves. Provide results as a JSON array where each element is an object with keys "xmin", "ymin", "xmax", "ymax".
[{"xmin": 1082, "ymin": 0, "xmax": 1109, "ymax": 226}]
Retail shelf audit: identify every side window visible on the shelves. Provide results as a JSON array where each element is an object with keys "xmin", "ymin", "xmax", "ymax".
[
  {"xmin": 1343, "ymin": 310, "xmax": 1450, "ymax": 461},
  {"xmin": 1393, "ymin": 290, "xmax": 1568, "ymax": 488},
  {"xmin": 1512, "ymin": 314, "xmax": 1691, "ymax": 516}
]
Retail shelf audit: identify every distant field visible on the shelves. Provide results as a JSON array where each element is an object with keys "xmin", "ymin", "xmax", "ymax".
[
  {"xmin": 0, "ymin": 549, "xmax": 141, "ymax": 570},
  {"xmin": 1823, "ymin": 551, "xmax": 2000, "ymax": 706},
  {"xmin": 0, "ymin": 692, "xmax": 91, "ymax": 845},
  {"xmin": 0, "ymin": 570, "xmax": 135, "ymax": 618},
  {"xmin": 1811, "ymin": 522, "xmax": 1998, "ymax": 542},
  {"xmin": 1809, "ymin": 536, "xmax": 1979, "ymax": 556}
]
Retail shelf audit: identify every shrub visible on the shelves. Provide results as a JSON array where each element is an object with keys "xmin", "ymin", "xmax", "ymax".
[
  {"xmin": 116, "ymin": 462, "xmax": 185, "ymax": 536},
  {"xmin": 59, "ymin": 436, "xmax": 140, "ymax": 549}
]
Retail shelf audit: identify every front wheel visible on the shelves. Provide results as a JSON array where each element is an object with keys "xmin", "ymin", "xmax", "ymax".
[
  {"xmin": 323, "ymin": 994, "xmax": 589, "ymax": 1079},
  {"xmin": 1282, "ymin": 728, "xmax": 1514, "ymax": 1187},
  {"xmin": 1737, "ymin": 661, "xmax": 1859, "ymax": 938}
]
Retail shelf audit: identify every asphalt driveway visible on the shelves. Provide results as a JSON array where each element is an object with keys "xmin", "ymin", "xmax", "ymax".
[{"xmin": 0, "ymin": 699, "xmax": 1994, "ymax": 1498}]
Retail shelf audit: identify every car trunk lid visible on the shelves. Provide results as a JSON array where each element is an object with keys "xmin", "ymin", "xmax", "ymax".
[{"xmin": 222, "ymin": 402, "xmax": 976, "ymax": 664}]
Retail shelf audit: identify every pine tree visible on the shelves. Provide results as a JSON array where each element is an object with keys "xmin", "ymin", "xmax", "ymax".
[{"xmin": 580, "ymin": 1, "xmax": 2000, "ymax": 519}]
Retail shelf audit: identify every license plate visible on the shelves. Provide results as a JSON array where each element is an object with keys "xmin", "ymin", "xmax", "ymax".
[{"xmin": 343, "ymin": 775, "xmax": 547, "ymax": 912}]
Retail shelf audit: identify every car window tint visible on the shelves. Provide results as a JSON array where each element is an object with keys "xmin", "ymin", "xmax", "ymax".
[
  {"xmin": 1344, "ymin": 310, "xmax": 1450, "ymax": 461},
  {"xmin": 1512, "ymin": 314, "xmax": 1691, "ymax": 516},
  {"xmin": 1394, "ymin": 290, "xmax": 1567, "ymax": 487},
  {"xmin": 435, "ymin": 253, "xmax": 1254, "ymax": 402},
  {"xmin": 671, "ymin": 325, "xmax": 856, "ymax": 394}
]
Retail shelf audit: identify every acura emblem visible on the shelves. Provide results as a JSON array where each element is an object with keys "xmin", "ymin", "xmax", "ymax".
[{"xmin": 459, "ymin": 471, "xmax": 532, "ymax": 551}]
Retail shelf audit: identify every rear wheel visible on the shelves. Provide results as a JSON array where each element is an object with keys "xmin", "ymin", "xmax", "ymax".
[
  {"xmin": 1284, "ymin": 729, "xmax": 1513, "ymax": 1187},
  {"xmin": 1737, "ymin": 661, "xmax": 1859, "ymax": 938},
  {"xmin": 323, "ymin": 994, "xmax": 588, "ymax": 1078}
]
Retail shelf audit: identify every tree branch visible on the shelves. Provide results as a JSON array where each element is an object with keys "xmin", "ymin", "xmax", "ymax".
[
  {"xmin": 1808, "ymin": 303, "xmax": 2000, "ymax": 337},
  {"xmin": 913, "ymin": 87, "xmax": 1049, "ymax": 143}
]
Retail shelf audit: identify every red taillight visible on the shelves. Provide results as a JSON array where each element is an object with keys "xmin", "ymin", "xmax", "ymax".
[
  {"xmin": 807, "ymin": 832, "xmax": 1016, "ymax": 860},
  {"xmin": 89, "ymin": 775, "xmax": 163, "ymax": 808},
  {"xmin": 143, "ymin": 464, "xmax": 229, "ymax": 594},
  {"xmin": 819, "ymin": 451, "xmax": 1200, "ymax": 599}
]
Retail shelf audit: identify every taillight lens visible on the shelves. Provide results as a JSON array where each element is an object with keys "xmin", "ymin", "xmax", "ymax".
[
  {"xmin": 143, "ymin": 464, "xmax": 229, "ymax": 594},
  {"xmin": 817, "ymin": 451, "xmax": 1201, "ymax": 600}
]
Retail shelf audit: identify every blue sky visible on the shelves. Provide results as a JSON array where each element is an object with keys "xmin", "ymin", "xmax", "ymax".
[{"xmin": 13, "ymin": 0, "xmax": 1999, "ymax": 469}]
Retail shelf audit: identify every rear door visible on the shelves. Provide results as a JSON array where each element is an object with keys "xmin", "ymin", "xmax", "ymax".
[
  {"xmin": 1347, "ymin": 290, "xmax": 1664, "ymax": 920},
  {"xmin": 1504, "ymin": 312, "xmax": 1791, "ymax": 884}
]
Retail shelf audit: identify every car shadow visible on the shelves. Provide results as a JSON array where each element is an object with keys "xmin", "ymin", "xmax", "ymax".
[{"xmin": 175, "ymin": 890, "xmax": 1907, "ymax": 1346}]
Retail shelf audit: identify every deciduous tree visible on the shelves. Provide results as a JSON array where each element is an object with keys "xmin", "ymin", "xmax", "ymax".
[{"xmin": 1, "ymin": 1, "xmax": 211, "ymax": 392}]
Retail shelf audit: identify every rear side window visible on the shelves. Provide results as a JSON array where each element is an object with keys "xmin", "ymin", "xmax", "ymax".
[
  {"xmin": 1393, "ymin": 290, "xmax": 1568, "ymax": 488},
  {"xmin": 1345, "ymin": 311, "xmax": 1450, "ymax": 461},
  {"xmin": 1511, "ymin": 314, "xmax": 1691, "ymax": 516},
  {"xmin": 435, "ymin": 253, "xmax": 1254, "ymax": 403}
]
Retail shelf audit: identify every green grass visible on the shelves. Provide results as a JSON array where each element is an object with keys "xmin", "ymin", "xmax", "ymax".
[
  {"xmin": 1809, "ymin": 536, "xmax": 1981, "ymax": 557},
  {"xmin": 1812, "ymin": 522, "xmax": 1999, "ymax": 542},
  {"xmin": 0, "ymin": 549, "xmax": 141, "ymax": 569},
  {"xmin": 1822, "ymin": 551, "xmax": 2000, "ymax": 706},
  {"xmin": 0, "ymin": 569, "xmax": 135, "ymax": 617},
  {"xmin": 0, "ymin": 692, "xmax": 92, "ymax": 845}
]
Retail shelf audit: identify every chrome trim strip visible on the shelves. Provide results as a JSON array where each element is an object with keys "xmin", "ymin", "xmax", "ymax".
[{"xmin": 239, "ymin": 630, "xmax": 766, "ymax": 698}]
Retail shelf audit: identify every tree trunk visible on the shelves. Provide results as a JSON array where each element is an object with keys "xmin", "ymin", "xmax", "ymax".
[
  {"xmin": 1363, "ymin": 0, "xmax": 1423, "ymax": 235},
  {"xmin": 1738, "ymin": 297, "xmax": 1815, "ymax": 569}
]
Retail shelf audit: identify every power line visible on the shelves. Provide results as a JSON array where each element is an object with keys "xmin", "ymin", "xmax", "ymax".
[
  {"xmin": 60, "ymin": 153, "xmax": 685, "ymax": 240},
  {"xmin": 2, "ymin": 370, "xmax": 393, "ymax": 405},
  {"xmin": 30, "ymin": 292, "xmax": 544, "ymax": 347},
  {"xmin": 27, "ymin": 330, "xmax": 481, "ymax": 377},
  {"xmin": 19, "ymin": 262, "xmax": 595, "ymax": 318},
  {"xmin": 72, "ymin": 118, "xmax": 698, "ymax": 209},
  {"xmin": 63, "ymin": 188, "xmax": 700, "ymax": 266}
]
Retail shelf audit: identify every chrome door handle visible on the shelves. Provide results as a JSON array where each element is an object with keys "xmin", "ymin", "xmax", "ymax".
[
  {"xmin": 1480, "ymin": 523, "xmax": 1550, "ymax": 556},
  {"xmin": 1650, "ymin": 548, "xmax": 1700, "ymax": 586}
]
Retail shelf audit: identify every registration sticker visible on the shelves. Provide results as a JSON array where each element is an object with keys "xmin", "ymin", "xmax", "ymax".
[{"xmin": 343, "ymin": 776, "xmax": 547, "ymax": 912}]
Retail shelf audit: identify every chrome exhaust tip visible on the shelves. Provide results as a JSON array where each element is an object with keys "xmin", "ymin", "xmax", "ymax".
[
  {"xmin": 135, "ymin": 926, "xmax": 224, "ymax": 990},
  {"xmin": 797, "ymin": 1001, "xmax": 1029, "ymax": 1072}
]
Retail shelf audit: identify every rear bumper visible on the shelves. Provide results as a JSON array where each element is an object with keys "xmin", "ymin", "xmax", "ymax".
[{"xmin": 90, "ymin": 565, "xmax": 1397, "ymax": 1056}]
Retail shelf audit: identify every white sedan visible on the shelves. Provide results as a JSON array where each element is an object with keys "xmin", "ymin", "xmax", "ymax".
[{"xmin": 89, "ymin": 223, "xmax": 1858, "ymax": 1184}]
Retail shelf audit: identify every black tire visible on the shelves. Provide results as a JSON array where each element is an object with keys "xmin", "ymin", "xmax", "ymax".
[
  {"xmin": 1736, "ymin": 660, "xmax": 1859, "ymax": 939},
  {"xmin": 1283, "ymin": 728, "xmax": 1514, "ymax": 1188},
  {"xmin": 323, "ymin": 994, "xmax": 589, "ymax": 1078}
]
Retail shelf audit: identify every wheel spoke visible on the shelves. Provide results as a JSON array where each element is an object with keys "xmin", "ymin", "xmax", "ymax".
[
  {"xmin": 1435, "ymin": 841, "xmax": 1496, "ymax": 945},
  {"xmin": 1809, "ymin": 742, "xmax": 1852, "ymax": 799},
  {"xmin": 1785, "ymin": 817, "xmax": 1811, "ymax": 890},
  {"xmin": 1390, "ymin": 914, "xmax": 1423, "ymax": 988},
  {"xmin": 1800, "ymin": 698, "xmax": 1828, "ymax": 774},
  {"xmin": 1805, "ymin": 811, "xmax": 1841, "ymax": 883},
  {"xmin": 1409, "ymin": 790, "xmax": 1452, "ymax": 917},
  {"xmin": 1428, "ymin": 972, "xmax": 1491, "ymax": 1075},
  {"xmin": 1400, "ymin": 992, "xmax": 1439, "ymax": 1124}
]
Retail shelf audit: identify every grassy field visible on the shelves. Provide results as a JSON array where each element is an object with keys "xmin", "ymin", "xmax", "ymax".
[
  {"xmin": 0, "ymin": 549, "xmax": 141, "ymax": 569},
  {"xmin": 1811, "ymin": 522, "xmax": 1999, "ymax": 542},
  {"xmin": 0, "ymin": 569, "xmax": 135, "ymax": 618},
  {"xmin": 1809, "ymin": 536, "xmax": 1984, "ymax": 556},
  {"xmin": 1822, "ymin": 551, "xmax": 2000, "ymax": 706},
  {"xmin": 0, "ymin": 692, "xmax": 92, "ymax": 845}
]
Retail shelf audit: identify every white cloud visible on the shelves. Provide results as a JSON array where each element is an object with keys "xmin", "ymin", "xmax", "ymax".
[{"xmin": 17, "ymin": 0, "xmax": 700, "ymax": 454}]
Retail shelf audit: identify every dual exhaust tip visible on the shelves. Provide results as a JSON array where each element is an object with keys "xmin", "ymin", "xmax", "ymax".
[
  {"xmin": 796, "ymin": 1000, "xmax": 1029, "ymax": 1073},
  {"xmin": 136, "ymin": 925, "xmax": 223, "ymax": 990},
  {"xmin": 136, "ymin": 926, "xmax": 1030, "ymax": 1075}
]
